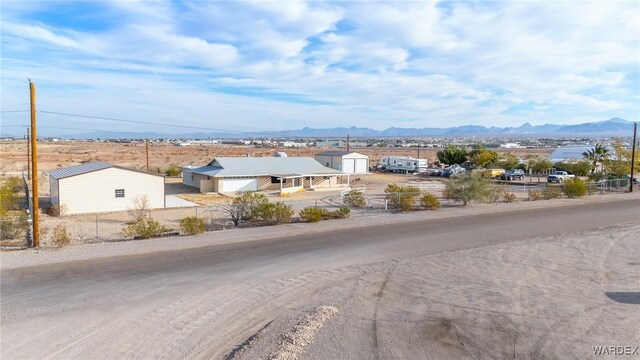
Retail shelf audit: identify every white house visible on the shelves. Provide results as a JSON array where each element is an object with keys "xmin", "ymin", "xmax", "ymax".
[
  {"xmin": 182, "ymin": 157, "xmax": 349, "ymax": 194},
  {"xmin": 49, "ymin": 162, "xmax": 165, "ymax": 215},
  {"xmin": 314, "ymin": 151, "xmax": 369, "ymax": 174}
]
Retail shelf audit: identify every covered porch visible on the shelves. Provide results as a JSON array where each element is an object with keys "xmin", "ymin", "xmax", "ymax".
[{"xmin": 272, "ymin": 173, "xmax": 351, "ymax": 194}]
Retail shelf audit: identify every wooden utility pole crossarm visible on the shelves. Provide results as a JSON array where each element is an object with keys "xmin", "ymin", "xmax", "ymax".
[{"xmin": 29, "ymin": 80, "xmax": 40, "ymax": 247}]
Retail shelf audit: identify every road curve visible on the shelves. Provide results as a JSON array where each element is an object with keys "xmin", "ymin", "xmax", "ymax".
[{"xmin": 1, "ymin": 198, "xmax": 638, "ymax": 359}]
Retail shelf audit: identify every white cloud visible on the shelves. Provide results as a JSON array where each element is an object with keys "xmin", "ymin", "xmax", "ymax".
[{"xmin": 1, "ymin": 0, "xmax": 638, "ymax": 134}]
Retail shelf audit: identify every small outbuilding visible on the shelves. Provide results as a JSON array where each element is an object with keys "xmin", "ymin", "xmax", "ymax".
[
  {"xmin": 182, "ymin": 157, "xmax": 349, "ymax": 194},
  {"xmin": 314, "ymin": 151, "xmax": 369, "ymax": 174},
  {"xmin": 49, "ymin": 162, "xmax": 165, "ymax": 215}
]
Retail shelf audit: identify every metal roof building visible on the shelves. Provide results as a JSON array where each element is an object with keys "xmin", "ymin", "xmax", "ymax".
[
  {"xmin": 314, "ymin": 151, "xmax": 369, "ymax": 174},
  {"xmin": 182, "ymin": 157, "xmax": 349, "ymax": 194},
  {"xmin": 49, "ymin": 162, "xmax": 165, "ymax": 215}
]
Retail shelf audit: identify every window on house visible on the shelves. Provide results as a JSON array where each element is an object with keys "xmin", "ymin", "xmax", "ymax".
[
  {"xmin": 326, "ymin": 162, "xmax": 330, "ymax": 166},
  {"xmin": 115, "ymin": 189, "xmax": 125, "ymax": 198}
]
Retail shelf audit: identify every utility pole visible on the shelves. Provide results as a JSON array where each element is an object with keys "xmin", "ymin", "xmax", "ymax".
[
  {"xmin": 145, "ymin": 139, "xmax": 149, "ymax": 172},
  {"xmin": 29, "ymin": 80, "xmax": 40, "ymax": 247},
  {"xmin": 346, "ymin": 134, "xmax": 350, "ymax": 152},
  {"xmin": 630, "ymin": 122, "xmax": 637, "ymax": 193},
  {"xmin": 417, "ymin": 142, "xmax": 421, "ymax": 159},
  {"xmin": 26, "ymin": 127, "xmax": 31, "ymax": 180}
]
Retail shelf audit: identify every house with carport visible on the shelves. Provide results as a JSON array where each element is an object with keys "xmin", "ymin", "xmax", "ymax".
[{"xmin": 182, "ymin": 157, "xmax": 350, "ymax": 194}]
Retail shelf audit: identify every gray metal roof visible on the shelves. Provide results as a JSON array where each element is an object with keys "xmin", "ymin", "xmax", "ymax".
[
  {"xmin": 49, "ymin": 162, "xmax": 113, "ymax": 180},
  {"xmin": 316, "ymin": 150, "xmax": 355, "ymax": 156},
  {"xmin": 202, "ymin": 157, "xmax": 343, "ymax": 177},
  {"xmin": 190, "ymin": 165, "xmax": 223, "ymax": 177},
  {"xmin": 49, "ymin": 162, "xmax": 164, "ymax": 180}
]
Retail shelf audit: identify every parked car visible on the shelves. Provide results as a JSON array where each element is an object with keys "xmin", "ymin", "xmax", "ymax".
[
  {"xmin": 625, "ymin": 174, "xmax": 640, "ymax": 185},
  {"xmin": 501, "ymin": 169, "xmax": 525, "ymax": 180},
  {"xmin": 547, "ymin": 171, "xmax": 575, "ymax": 183},
  {"xmin": 442, "ymin": 164, "xmax": 466, "ymax": 177},
  {"xmin": 482, "ymin": 168, "xmax": 506, "ymax": 179}
]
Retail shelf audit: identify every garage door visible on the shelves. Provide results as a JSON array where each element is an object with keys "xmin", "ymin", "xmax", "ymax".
[
  {"xmin": 343, "ymin": 159, "xmax": 355, "ymax": 174},
  {"xmin": 355, "ymin": 159, "xmax": 368, "ymax": 173},
  {"xmin": 220, "ymin": 178, "xmax": 258, "ymax": 192}
]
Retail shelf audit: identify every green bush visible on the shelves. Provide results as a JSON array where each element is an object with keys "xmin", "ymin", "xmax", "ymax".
[
  {"xmin": 329, "ymin": 207, "xmax": 351, "ymax": 219},
  {"xmin": 255, "ymin": 202, "xmax": 294, "ymax": 225},
  {"xmin": 179, "ymin": 216, "xmax": 206, "ymax": 235},
  {"xmin": 384, "ymin": 184, "xmax": 421, "ymax": 211},
  {"xmin": 420, "ymin": 193, "xmax": 440, "ymax": 210},
  {"xmin": 562, "ymin": 178, "xmax": 588, "ymax": 198},
  {"xmin": 542, "ymin": 186, "xmax": 563, "ymax": 200},
  {"xmin": 123, "ymin": 217, "xmax": 169, "ymax": 239},
  {"xmin": 443, "ymin": 175, "xmax": 491, "ymax": 205},
  {"xmin": 554, "ymin": 161, "xmax": 591, "ymax": 177},
  {"xmin": 299, "ymin": 206, "xmax": 326, "ymax": 223},
  {"xmin": 165, "ymin": 164, "xmax": 182, "ymax": 177},
  {"xmin": 587, "ymin": 172, "xmax": 607, "ymax": 182},
  {"xmin": 51, "ymin": 224, "xmax": 71, "ymax": 247},
  {"xmin": 0, "ymin": 177, "xmax": 21, "ymax": 217},
  {"xmin": 235, "ymin": 192, "xmax": 269, "ymax": 221},
  {"xmin": 0, "ymin": 213, "xmax": 29, "ymax": 240},
  {"xmin": 344, "ymin": 190, "xmax": 366, "ymax": 208}
]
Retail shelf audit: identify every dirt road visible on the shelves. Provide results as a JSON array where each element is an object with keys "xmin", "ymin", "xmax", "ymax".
[{"xmin": 2, "ymin": 198, "xmax": 639, "ymax": 359}]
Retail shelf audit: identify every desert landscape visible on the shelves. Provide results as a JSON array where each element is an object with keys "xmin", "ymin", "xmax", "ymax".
[{"xmin": 0, "ymin": 140, "xmax": 553, "ymax": 176}]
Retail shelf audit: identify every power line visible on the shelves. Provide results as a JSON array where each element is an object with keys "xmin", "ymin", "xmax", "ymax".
[
  {"xmin": 1, "ymin": 110, "xmax": 30, "ymax": 113},
  {"xmin": 40, "ymin": 110, "xmax": 246, "ymax": 134}
]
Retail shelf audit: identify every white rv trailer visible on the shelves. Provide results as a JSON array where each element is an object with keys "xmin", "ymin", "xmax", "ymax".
[{"xmin": 378, "ymin": 156, "xmax": 428, "ymax": 173}]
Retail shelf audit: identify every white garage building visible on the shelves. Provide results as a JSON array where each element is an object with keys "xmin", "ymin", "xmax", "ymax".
[
  {"xmin": 49, "ymin": 162, "xmax": 165, "ymax": 215},
  {"xmin": 182, "ymin": 157, "xmax": 349, "ymax": 194},
  {"xmin": 314, "ymin": 151, "xmax": 369, "ymax": 174}
]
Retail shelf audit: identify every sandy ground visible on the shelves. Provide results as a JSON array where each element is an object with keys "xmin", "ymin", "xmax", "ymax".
[
  {"xmin": 1, "ymin": 196, "xmax": 638, "ymax": 359},
  {"xmin": 0, "ymin": 140, "xmax": 553, "ymax": 175}
]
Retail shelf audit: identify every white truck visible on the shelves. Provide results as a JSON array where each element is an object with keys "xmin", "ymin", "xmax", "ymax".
[
  {"xmin": 547, "ymin": 171, "xmax": 575, "ymax": 183},
  {"xmin": 378, "ymin": 156, "xmax": 428, "ymax": 173}
]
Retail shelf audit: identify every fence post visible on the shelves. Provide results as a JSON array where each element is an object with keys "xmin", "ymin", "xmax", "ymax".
[{"xmin": 95, "ymin": 214, "xmax": 99, "ymax": 240}]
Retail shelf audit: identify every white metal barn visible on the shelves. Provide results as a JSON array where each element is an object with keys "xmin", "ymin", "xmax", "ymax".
[
  {"xmin": 314, "ymin": 151, "xmax": 369, "ymax": 174},
  {"xmin": 182, "ymin": 157, "xmax": 349, "ymax": 194},
  {"xmin": 49, "ymin": 162, "xmax": 165, "ymax": 215}
]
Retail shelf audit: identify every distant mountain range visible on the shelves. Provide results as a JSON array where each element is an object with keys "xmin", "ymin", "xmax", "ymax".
[{"xmin": 4, "ymin": 117, "xmax": 634, "ymax": 139}]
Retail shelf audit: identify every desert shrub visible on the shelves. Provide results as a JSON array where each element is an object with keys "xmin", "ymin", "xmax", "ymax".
[
  {"xmin": 0, "ymin": 177, "xmax": 21, "ymax": 217},
  {"xmin": 528, "ymin": 190, "xmax": 544, "ymax": 201},
  {"xmin": 165, "ymin": 164, "xmax": 181, "ymax": 177},
  {"xmin": 503, "ymin": 192, "xmax": 518, "ymax": 203},
  {"xmin": 46, "ymin": 204, "xmax": 67, "ymax": 217},
  {"xmin": 51, "ymin": 224, "xmax": 71, "ymax": 247},
  {"xmin": 542, "ymin": 186, "xmax": 563, "ymax": 200},
  {"xmin": 443, "ymin": 174, "xmax": 491, "ymax": 205},
  {"xmin": 486, "ymin": 186, "xmax": 504, "ymax": 203},
  {"xmin": 420, "ymin": 193, "xmax": 441, "ymax": 210},
  {"xmin": 128, "ymin": 195, "xmax": 151, "ymax": 222},
  {"xmin": 588, "ymin": 172, "xmax": 607, "ymax": 182},
  {"xmin": 122, "ymin": 217, "xmax": 168, "ymax": 239},
  {"xmin": 328, "ymin": 207, "xmax": 351, "ymax": 219},
  {"xmin": 179, "ymin": 216, "xmax": 206, "ymax": 235},
  {"xmin": 384, "ymin": 184, "xmax": 421, "ymax": 212},
  {"xmin": 0, "ymin": 213, "xmax": 29, "ymax": 240},
  {"xmin": 562, "ymin": 178, "xmax": 588, "ymax": 198},
  {"xmin": 255, "ymin": 202, "xmax": 294, "ymax": 225},
  {"xmin": 344, "ymin": 190, "xmax": 366, "ymax": 208},
  {"xmin": 299, "ymin": 206, "xmax": 327, "ymax": 223},
  {"xmin": 236, "ymin": 192, "xmax": 269, "ymax": 220}
]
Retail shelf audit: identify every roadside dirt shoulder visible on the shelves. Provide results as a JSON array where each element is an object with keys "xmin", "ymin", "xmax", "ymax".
[{"xmin": 2, "ymin": 192, "xmax": 638, "ymax": 270}]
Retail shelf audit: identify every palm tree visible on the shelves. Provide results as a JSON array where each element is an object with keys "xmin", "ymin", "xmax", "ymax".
[{"xmin": 582, "ymin": 144, "xmax": 610, "ymax": 173}]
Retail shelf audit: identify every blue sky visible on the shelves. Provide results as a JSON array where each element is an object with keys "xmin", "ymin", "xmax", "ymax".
[{"xmin": 1, "ymin": 0, "xmax": 639, "ymax": 136}]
